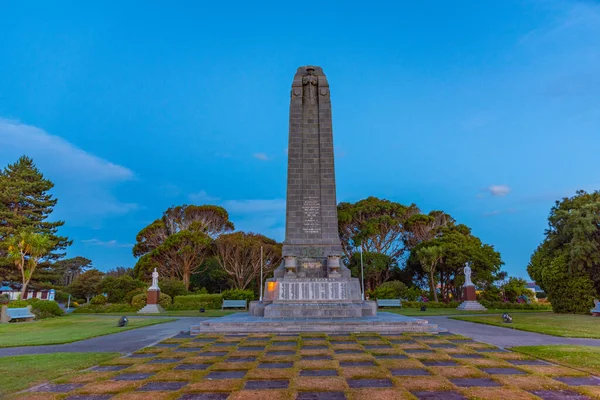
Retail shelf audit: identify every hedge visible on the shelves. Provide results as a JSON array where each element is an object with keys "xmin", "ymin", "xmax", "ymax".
[
  {"xmin": 401, "ymin": 301, "xmax": 460, "ymax": 308},
  {"xmin": 7, "ymin": 299, "xmax": 64, "ymax": 318},
  {"xmin": 73, "ymin": 303, "xmax": 137, "ymax": 313},
  {"xmin": 221, "ymin": 289, "xmax": 254, "ymax": 303},
  {"xmin": 131, "ymin": 293, "xmax": 172, "ymax": 310},
  {"xmin": 171, "ymin": 294, "xmax": 223, "ymax": 310},
  {"xmin": 479, "ymin": 300, "xmax": 552, "ymax": 310}
]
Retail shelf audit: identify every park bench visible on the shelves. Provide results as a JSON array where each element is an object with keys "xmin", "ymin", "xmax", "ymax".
[
  {"xmin": 376, "ymin": 299, "xmax": 402, "ymax": 308},
  {"xmin": 222, "ymin": 299, "xmax": 247, "ymax": 310},
  {"xmin": 0, "ymin": 306, "xmax": 35, "ymax": 323}
]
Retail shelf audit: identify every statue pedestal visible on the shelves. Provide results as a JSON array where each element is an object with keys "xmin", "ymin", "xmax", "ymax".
[
  {"xmin": 457, "ymin": 284, "xmax": 486, "ymax": 311},
  {"xmin": 138, "ymin": 288, "xmax": 164, "ymax": 314}
]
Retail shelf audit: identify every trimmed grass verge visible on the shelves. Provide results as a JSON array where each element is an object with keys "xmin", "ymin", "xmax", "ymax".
[
  {"xmin": 0, "ymin": 352, "xmax": 118, "ymax": 396},
  {"xmin": 76, "ymin": 310, "xmax": 236, "ymax": 317},
  {"xmin": 451, "ymin": 313, "xmax": 600, "ymax": 338},
  {"xmin": 512, "ymin": 345, "xmax": 600, "ymax": 375},
  {"xmin": 0, "ymin": 315, "xmax": 174, "ymax": 347}
]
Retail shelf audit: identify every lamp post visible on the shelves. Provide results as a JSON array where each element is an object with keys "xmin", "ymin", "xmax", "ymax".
[{"xmin": 360, "ymin": 244, "xmax": 365, "ymax": 301}]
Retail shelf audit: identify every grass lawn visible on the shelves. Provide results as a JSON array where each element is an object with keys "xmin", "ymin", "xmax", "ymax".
[
  {"xmin": 452, "ymin": 313, "xmax": 600, "ymax": 338},
  {"xmin": 512, "ymin": 345, "xmax": 600, "ymax": 375},
  {"xmin": 0, "ymin": 315, "xmax": 174, "ymax": 347},
  {"xmin": 388, "ymin": 307, "xmax": 551, "ymax": 316},
  {"xmin": 0, "ymin": 352, "xmax": 118, "ymax": 396},
  {"xmin": 76, "ymin": 309, "xmax": 237, "ymax": 317}
]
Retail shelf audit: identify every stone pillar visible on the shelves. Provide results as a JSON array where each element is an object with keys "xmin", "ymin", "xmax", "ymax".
[
  {"xmin": 138, "ymin": 268, "xmax": 165, "ymax": 314},
  {"xmin": 462, "ymin": 285, "xmax": 477, "ymax": 301},
  {"xmin": 456, "ymin": 283, "xmax": 487, "ymax": 311}
]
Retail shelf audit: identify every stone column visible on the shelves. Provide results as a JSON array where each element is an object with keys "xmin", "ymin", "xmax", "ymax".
[{"xmin": 138, "ymin": 268, "xmax": 165, "ymax": 314}]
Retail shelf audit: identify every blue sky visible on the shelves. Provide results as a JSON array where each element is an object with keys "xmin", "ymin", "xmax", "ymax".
[{"xmin": 1, "ymin": 0, "xmax": 598, "ymax": 278}]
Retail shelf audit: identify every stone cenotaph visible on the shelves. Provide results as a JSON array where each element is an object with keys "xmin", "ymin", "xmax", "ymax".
[
  {"xmin": 456, "ymin": 263, "xmax": 487, "ymax": 311},
  {"xmin": 137, "ymin": 268, "xmax": 165, "ymax": 314},
  {"xmin": 249, "ymin": 66, "xmax": 375, "ymax": 318}
]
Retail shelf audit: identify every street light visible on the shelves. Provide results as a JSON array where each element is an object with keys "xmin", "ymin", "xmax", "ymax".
[
  {"xmin": 259, "ymin": 246, "xmax": 264, "ymax": 302},
  {"xmin": 360, "ymin": 245, "xmax": 365, "ymax": 301}
]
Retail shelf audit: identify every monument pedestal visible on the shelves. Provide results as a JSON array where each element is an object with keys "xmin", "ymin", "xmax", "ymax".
[
  {"xmin": 138, "ymin": 288, "xmax": 164, "ymax": 314},
  {"xmin": 456, "ymin": 284, "xmax": 487, "ymax": 311}
]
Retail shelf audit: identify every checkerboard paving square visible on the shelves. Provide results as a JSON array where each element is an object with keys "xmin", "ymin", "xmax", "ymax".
[
  {"xmin": 296, "ymin": 392, "xmax": 347, "ymax": 400},
  {"xmin": 176, "ymin": 347, "xmax": 201, "ymax": 352},
  {"xmin": 332, "ymin": 341, "xmax": 355, "ymax": 344},
  {"xmin": 149, "ymin": 357, "xmax": 185, "ymax": 363},
  {"xmin": 303, "ymin": 345, "xmax": 329, "ymax": 349},
  {"xmin": 244, "ymin": 380, "xmax": 289, "ymax": 389},
  {"xmin": 267, "ymin": 350, "xmax": 296, "ymax": 355},
  {"xmin": 363, "ymin": 345, "xmax": 392, "ymax": 349},
  {"xmin": 477, "ymin": 348, "xmax": 507, "ymax": 353},
  {"xmin": 452, "ymin": 353, "xmax": 484, "ymax": 359},
  {"xmin": 412, "ymin": 391, "xmax": 468, "ymax": 400},
  {"xmin": 205, "ymin": 371, "xmax": 247, "ymax": 379},
  {"xmin": 193, "ymin": 338, "xmax": 216, "ymax": 342},
  {"xmin": 238, "ymin": 346, "xmax": 265, "ymax": 351},
  {"xmin": 128, "ymin": 353, "xmax": 157, "ymax": 358},
  {"xmin": 390, "ymin": 368, "xmax": 431, "ymax": 376},
  {"xmin": 391, "ymin": 340, "xmax": 416, "ymax": 344},
  {"xmin": 213, "ymin": 342, "xmax": 237, "ymax": 347},
  {"xmin": 137, "ymin": 381, "xmax": 188, "ymax": 391},
  {"xmin": 247, "ymin": 337, "xmax": 270, "ymax": 341},
  {"xmin": 300, "ymin": 369, "xmax": 338, "ymax": 377},
  {"xmin": 227, "ymin": 356, "xmax": 256, "ymax": 362},
  {"xmin": 258, "ymin": 362, "xmax": 294, "ymax": 369},
  {"xmin": 480, "ymin": 367, "xmax": 527, "ymax": 375},
  {"xmin": 422, "ymin": 360, "xmax": 458, "ymax": 366},
  {"xmin": 272, "ymin": 341, "xmax": 297, "ymax": 346},
  {"xmin": 114, "ymin": 373, "xmax": 154, "ymax": 381},
  {"xmin": 199, "ymin": 351, "xmax": 228, "ymax": 356},
  {"xmin": 428, "ymin": 344, "xmax": 457, "ymax": 348},
  {"xmin": 554, "ymin": 377, "xmax": 600, "ymax": 386},
  {"xmin": 334, "ymin": 349, "xmax": 363, "ymax": 354},
  {"xmin": 179, "ymin": 394, "xmax": 230, "ymax": 400},
  {"xmin": 91, "ymin": 365, "xmax": 128, "ymax": 372},
  {"xmin": 154, "ymin": 343, "xmax": 179, "ymax": 348},
  {"xmin": 528, "ymin": 389, "xmax": 592, "ymax": 399},
  {"xmin": 404, "ymin": 349, "xmax": 434, "ymax": 353},
  {"xmin": 451, "ymin": 378, "xmax": 501, "ymax": 387},
  {"xmin": 509, "ymin": 359, "xmax": 553, "ymax": 366},
  {"xmin": 34, "ymin": 383, "xmax": 84, "ymax": 393},
  {"xmin": 339, "ymin": 361, "xmax": 375, "ymax": 367},
  {"xmin": 347, "ymin": 378, "xmax": 393, "ymax": 388},
  {"xmin": 65, "ymin": 396, "xmax": 113, "ymax": 400},
  {"xmin": 175, "ymin": 363, "xmax": 212, "ymax": 370},
  {"xmin": 374, "ymin": 354, "xmax": 408, "ymax": 359},
  {"xmin": 302, "ymin": 355, "xmax": 333, "ymax": 360}
]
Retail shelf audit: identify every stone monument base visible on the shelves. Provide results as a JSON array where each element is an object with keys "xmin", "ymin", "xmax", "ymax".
[
  {"xmin": 456, "ymin": 301, "xmax": 487, "ymax": 311},
  {"xmin": 190, "ymin": 311, "xmax": 444, "ymax": 335},
  {"xmin": 138, "ymin": 304, "xmax": 165, "ymax": 314},
  {"xmin": 250, "ymin": 301, "xmax": 376, "ymax": 318}
]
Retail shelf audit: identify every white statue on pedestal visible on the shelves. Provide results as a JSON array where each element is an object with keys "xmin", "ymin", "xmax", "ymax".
[
  {"xmin": 150, "ymin": 268, "xmax": 159, "ymax": 290},
  {"xmin": 464, "ymin": 263, "xmax": 473, "ymax": 287}
]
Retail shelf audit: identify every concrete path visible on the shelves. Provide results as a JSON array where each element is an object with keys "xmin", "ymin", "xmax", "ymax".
[
  {"xmin": 428, "ymin": 316, "xmax": 600, "ymax": 348},
  {"xmin": 0, "ymin": 317, "xmax": 204, "ymax": 357}
]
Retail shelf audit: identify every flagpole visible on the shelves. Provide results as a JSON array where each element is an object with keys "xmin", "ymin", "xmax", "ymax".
[
  {"xmin": 360, "ymin": 244, "xmax": 365, "ymax": 301},
  {"xmin": 260, "ymin": 246, "xmax": 264, "ymax": 302}
]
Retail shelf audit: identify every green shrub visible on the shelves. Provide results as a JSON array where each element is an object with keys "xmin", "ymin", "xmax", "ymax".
[
  {"xmin": 158, "ymin": 293, "xmax": 172, "ymax": 308},
  {"xmin": 221, "ymin": 289, "xmax": 254, "ymax": 303},
  {"xmin": 125, "ymin": 288, "xmax": 145, "ymax": 304},
  {"xmin": 131, "ymin": 294, "xmax": 146, "ymax": 309},
  {"xmin": 90, "ymin": 295, "xmax": 107, "ymax": 305},
  {"xmin": 102, "ymin": 275, "xmax": 146, "ymax": 303},
  {"xmin": 369, "ymin": 281, "xmax": 408, "ymax": 299},
  {"xmin": 402, "ymin": 300, "xmax": 460, "ymax": 308},
  {"xmin": 53, "ymin": 290, "xmax": 70, "ymax": 303},
  {"xmin": 479, "ymin": 300, "xmax": 552, "ymax": 310},
  {"xmin": 0, "ymin": 294, "xmax": 9, "ymax": 304},
  {"xmin": 159, "ymin": 279, "xmax": 188, "ymax": 298},
  {"xmin": 194, "ymin": 287, "xmax": 208, "ymax": 294},
  {"xmin": 73, "ymin": 303, "xmax": 137, "ymax": 313},
  {"xmin": 479, "ymin": 286, "xmax": 502, "ymax": 302},
  {"xmin": 171, "ymin": 294, "xmax": 223, "ymax": 310},
  {"xmin": 8, "ymin": 299, "xmax": 64, "ymax": 318}
]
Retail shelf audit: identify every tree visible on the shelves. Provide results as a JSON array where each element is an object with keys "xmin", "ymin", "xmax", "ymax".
[
  {"xmin": 133, "ymin": 205, "xmax": 234, "ymax": 290},
  {"xmin": 501, "ymin": 277, "xmax": 530, "ymax": 302},
  {"xmin": 416, "ymin": 245, "xmax": 443, "ymax": 302},
  {"xmin": 69, "ymin": 269, "xmax": 104, "ymax": 303},
  {"xmin": 6, "ymin": 230, "xmax": 53, "ymax": 298},
  {"xmin": 0, "ymin": 156, "xmax": 71, "ymax": 259},
  {"xmin": 51, "ymin": 256, "xmax": 92, "ymax": 286},
  {"xmin": 337, "ymin": 197, "xmax": 420, "ymax": 262},
  {"xmin": 215, "ymin": 232, "xmax": 282, "ymax": 290},
  {"xmin": 105, "ymin": 266, "xmax": 134, "ymax": 278},
  {"xmin": 347, "ymin": 251, "xmax": 397, "ymax": 292},
  {"xmin": 101, "ymin": 275, "xmax": 146, "ymax": 303},
  {"xmin": 528, "ymin": 191, "xmax": 600, "ymax": 313}
]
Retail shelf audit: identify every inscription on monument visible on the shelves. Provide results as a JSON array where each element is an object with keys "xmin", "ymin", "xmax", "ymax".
[
  {"xmin": 278, "ymin": 281, "xmax": 348, "ymax": 301},
  {"xmin": 302, "ymin": 196, "xmax": 321, "ymax": 234}
]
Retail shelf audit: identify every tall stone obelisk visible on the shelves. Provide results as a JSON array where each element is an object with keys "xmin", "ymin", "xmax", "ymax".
[{"xmin": 251, "ymin": 66, "xmax": 375, "ymax": 318}]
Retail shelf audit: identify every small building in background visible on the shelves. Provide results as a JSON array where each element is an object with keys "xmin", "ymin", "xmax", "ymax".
[{"xmin": 0, "ymin": 284, "xmax": 55, "ymax": 301}]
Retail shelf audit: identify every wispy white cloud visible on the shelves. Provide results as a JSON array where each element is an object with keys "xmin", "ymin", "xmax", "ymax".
[
  {"xmin": 82, "ymin": 239, "xmax": 133, "ymax": 248},
  {"xmin": 0, "ymin": 119, "xmax": 137, "ymax": 224},
  {"xmin": 253, "ymin": 153, "xmax": 269, "ymax": 161},
  {"xmin": 188, "ymin": 190, "xmax": 221, "ymax": 204},
  {"xmin": 488, "ymin": 185, "xmax": 511, "ymax": 197}
]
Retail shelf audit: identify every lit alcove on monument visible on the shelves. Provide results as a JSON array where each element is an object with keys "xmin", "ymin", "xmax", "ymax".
[{"xmin": 192, "ymin": 66, "xmax": 441, "ymax": 333}]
